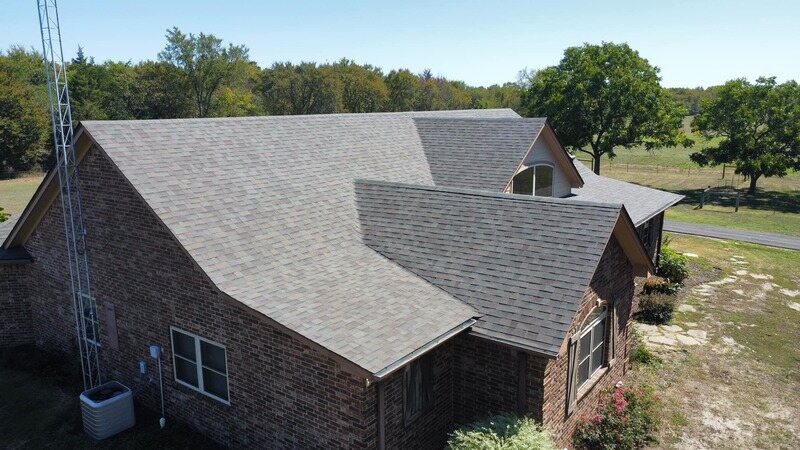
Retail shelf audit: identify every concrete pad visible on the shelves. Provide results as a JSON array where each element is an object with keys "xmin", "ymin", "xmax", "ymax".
[
  {"xmin": 663, "ymin": 324, "xmax": 684, "ymax": 333},
  {"xmin": 677, "ymin": 304, "xmax": 697, "ymax": 313},
  {"xmin": 683, "ymin": 252, "xmax": 699, "ymax": 258}
]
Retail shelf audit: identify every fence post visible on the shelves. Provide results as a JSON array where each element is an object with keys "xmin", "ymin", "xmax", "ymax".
[
  {"xmin": 700, "ymin": 186, "xmax": 710, "ymax": 209},
  {"xmin": 735, "ymin": 191, "xmax": 740, "ymax": 212},
  {"xmin": 722, "ymin": 164, "xmax": 726, "ymax": 179}
]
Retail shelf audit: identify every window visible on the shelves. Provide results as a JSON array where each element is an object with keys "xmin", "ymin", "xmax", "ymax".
[
  {"xmin": 171, "ymin": 328, "xmax": 229, "ymax": 403},
  {"xmin": 576, "ymin": 308, "xmax": 607, "ymax": 389},
  {"xmin": 403, "ymin": 353, "xmax": 434, "ymax": 423},
  {"xmin": 534, "ymin": 165, "xmax": 554, "ymax": 197},
  {"xmin": 510, "ymin": 165, "xmax": 554, "ymax": 197},
  {"xmin": 638, "ymin": 220, "xmax": 653, "ymax": 253},
  {"xmin": 511, "ymin": 167, "xmax": 533, "ymax": 195}
]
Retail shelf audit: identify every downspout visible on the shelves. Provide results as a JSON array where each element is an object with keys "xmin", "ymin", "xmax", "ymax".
[{"xmin": 377, "ymin": 382, "xmax": 386, "ymax": 450}]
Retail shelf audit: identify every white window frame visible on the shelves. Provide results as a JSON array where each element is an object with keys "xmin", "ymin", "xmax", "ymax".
[
  {"xmin": 170, "ymin": 326, "xmax": 230, "ymax": 405},
  {"xmin": 577, "ymin": 308, "xmax": 607, "ymax": 390},
  {"xmin": 510, "ymin": 163, "xmax": 555, "ymax": 197}
]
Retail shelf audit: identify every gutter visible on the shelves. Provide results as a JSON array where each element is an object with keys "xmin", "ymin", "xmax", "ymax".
[{"xmin": 371, "ymin": 318, "xmax": 476, "ymax": 381}]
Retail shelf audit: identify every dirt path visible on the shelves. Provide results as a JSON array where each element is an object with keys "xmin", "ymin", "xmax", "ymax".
[{"xmin": 631, "ymin": 235, "xmax": 800, "ymax": 449}]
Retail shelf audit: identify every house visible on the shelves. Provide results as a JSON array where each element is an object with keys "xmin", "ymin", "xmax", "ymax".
[{"xmin": 0, "ymin": 109, "xmax": 681, "ymax": 449}]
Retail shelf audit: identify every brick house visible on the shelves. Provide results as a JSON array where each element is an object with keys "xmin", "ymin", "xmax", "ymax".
[{"xmin": 0, "ymin": 109, "xmax": 681, "ymax": 449}]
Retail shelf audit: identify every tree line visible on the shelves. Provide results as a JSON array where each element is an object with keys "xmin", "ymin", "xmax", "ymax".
[
  {"xmin": 0, "ymin": 28, "xmax": 523, "ymax": 174},
  {"xmin": 1, "ymin": 31, "xmax": 797, "ymax": 194}
]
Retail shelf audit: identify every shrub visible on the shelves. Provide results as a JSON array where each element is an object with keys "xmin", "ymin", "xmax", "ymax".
[
  {"xmin": 631, "ymin": 330, "xmax": 661, "ymax": 366},
  {"xmin": 447, "ymin": 413, "xmax": 555, "ymax": 450},
  {"xmin": 658, "ymin": 239, "xmax": 689, "ymax": 285},
  {"xmin": 0, "ymin": 206, "xmax": 8, "ymax": 223},
  {"xmin": 573, "ymin": 386, "xmax": 659, "ymax": 450},
  {"xmin": 637, "ymin": 293, "xmax": 676, "ymax": 325},
  {"xmin": 641, "ymin": 277, "xmax": 678, "ymax": 295}
]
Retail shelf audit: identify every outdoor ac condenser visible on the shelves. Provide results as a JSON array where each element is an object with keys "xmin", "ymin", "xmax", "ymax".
[{"xmin": 79, "ymin": 381, "xmax": 135, "ymax": 439}]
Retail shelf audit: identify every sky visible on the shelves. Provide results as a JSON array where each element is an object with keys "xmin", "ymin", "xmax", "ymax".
[{"xmin": 3, "ymin": 0, "xmax": 798, "ymax": 88}]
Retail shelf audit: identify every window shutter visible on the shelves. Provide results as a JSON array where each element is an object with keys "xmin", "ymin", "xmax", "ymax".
[
  {"xmin": 566, "ymin": 334, "xmax": 579, "ymax": 415},
  {"xmin": 607, "ymin": 302, "xmax": 618, "ymax": 368}
]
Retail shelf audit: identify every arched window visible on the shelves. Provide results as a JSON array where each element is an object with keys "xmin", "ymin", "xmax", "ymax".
[{"xmin": 510, "ymin": 165, "xmax": 554, "ymax": 197}]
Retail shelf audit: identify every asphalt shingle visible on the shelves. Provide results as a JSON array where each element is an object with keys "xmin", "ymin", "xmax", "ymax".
[
  {"xmin": 570, "ymin": 160, "xmax": 684, "ymax": 226},
  {"xmin": 80, "ymin": 109, "xmax": 518, "ymax": 374},
  {"xmin": 355, "ymin": 180, "xmax": 623, "ymax": 356}
]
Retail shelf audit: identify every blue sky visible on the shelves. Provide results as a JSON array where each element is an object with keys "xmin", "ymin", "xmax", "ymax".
[{"xmin": 3, "ymin": 0, "xmax": 798, "ymax": 87}]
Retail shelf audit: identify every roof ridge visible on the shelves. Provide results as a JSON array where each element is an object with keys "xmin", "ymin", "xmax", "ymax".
[
  {"xmin": 355, "ymin": 179, "xmax": 625, "ymax": 211},
  {"xmin": 80, "ymin": 108, "xmax": 519, "ymax": 125}
]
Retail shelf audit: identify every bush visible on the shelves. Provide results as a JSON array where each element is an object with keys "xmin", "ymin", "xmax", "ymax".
[
  {"xmin": 637, "ymin": 293, "xmax": 676, "ymax": 325},
  {"xmin": 631, "ymin": 330, "xmax": 661, "ymax": 366},
  {"xmin": 0, "ymin": 206, "xmax": 8, "ymax": 222},
  {"xmin": 573, "ymin": 386, "xmax": 659, "ymax": 450},
  {"xmin": 641, "ymin": 277, "xmax": 679, "ymax": 295},
  {"xmin": 658, "ymin": 240, "xmax": 689, "ymax": 285},
  {"xmin": 447, "ymin": 413, "xmax": 555, "ymax": 450}
]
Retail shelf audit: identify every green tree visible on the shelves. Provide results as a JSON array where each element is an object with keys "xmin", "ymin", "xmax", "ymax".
[
  {"xmin": 0, "ymin": 47, "xmax": 49, "ymax": 172},
  {"xmin": 0, "ymin": 70, "xmax": 49, "ymax": 171},
  {"xmin": 691, "ymin": 77, "xmax": 800, "ymax": 194},
  {"xmin": 385, "ymin": 69, "xmax": 417, "ymax": 112},
  {"xmin": 158, "ymin": 27, "xmax": 249, "ymax": 117},
  {"xmin": 132, "ymin": 61, "xmax": 194, "ymax": 118},
  {"xmin": 261, "ymin": 62, "xmax": 338, "ymax": 115},
  {"xmin": 331, "ymin": 59, "xmax": 388, "ymax": 113},
  {"xmin": 523, "ymin": 42, "xmax": 689, "ymax": 174}
]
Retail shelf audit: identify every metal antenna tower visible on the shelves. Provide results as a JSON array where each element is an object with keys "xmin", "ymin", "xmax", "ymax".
[{"xmin": 37, "ymin": 0, "xmax": 101, "ymax": 390}]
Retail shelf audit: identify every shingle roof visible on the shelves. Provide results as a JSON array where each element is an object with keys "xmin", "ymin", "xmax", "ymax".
[
  {"xmin": 80, "ymin": 109, "xmax": 519, "ymax": 375},
  {"xmin": 355, "ymin": 180, "xmax": 624, "ymax": 356},
  {"xmin": 0, "ymin": 214, "xmax": 19, "ymax": 243},
  {"xmin": 570, "ymin": 160, "xmax": 684, "ymax": 226},
  {"xmin": 415, "ymin": 117, "xmax": 544, "ymax": 190}
]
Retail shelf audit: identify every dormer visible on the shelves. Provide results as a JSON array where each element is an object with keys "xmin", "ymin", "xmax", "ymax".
[{"xmin": 504, "ymin": 121, "xmax": 583, "ymax": 198}]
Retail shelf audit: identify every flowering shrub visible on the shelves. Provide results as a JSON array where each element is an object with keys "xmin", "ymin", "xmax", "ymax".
[
  {"xmin": 447, "ymin": 413, "xmax": 555, "ymax": 450},
  {"xmin": 641, "ymin": 276, "xmax": 678, "ymax": 295},
  {"xmin": 573, "ymin": 386, "xmax": 659, "ymax": 450}
]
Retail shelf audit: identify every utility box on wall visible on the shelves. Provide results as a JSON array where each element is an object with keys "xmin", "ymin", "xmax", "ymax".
[{"xmin": 79, "ymin": 381, "xmax": 135, "ymax": 439}]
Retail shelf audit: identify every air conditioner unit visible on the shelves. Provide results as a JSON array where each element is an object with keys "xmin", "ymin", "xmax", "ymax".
[{"xmin": 79, "ymin": 381, "xmax": 135, "ymax": 439}]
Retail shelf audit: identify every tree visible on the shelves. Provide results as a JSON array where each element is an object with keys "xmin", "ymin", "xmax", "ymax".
[
  {"xmin": 523, "ymin": 42, "xmax": 689, "ymax": 174},
  {"xmin": 385, "ymin": 69, "xmax": 417, "ymax": 112},
  {"xmin": 132, "ymin": 61, "xmax": 194, "ymax": 119},
  {"xmin": 0, "ymin": 70, "xmax": 49, "ymax": 171},
  {"xmin": 158, "ymin": 27, "xmax": 249, "ymax": 117},
  {"xmin": 691, "ymin": 77, "xmax": 800, "ymax": 194},
  {"xmin": 261, "ymin": 62, "xmax": 338, "ymax": 115},
  {"xmin": 332, "ymin": 59, "xmax": 387, "ymax": 113}
]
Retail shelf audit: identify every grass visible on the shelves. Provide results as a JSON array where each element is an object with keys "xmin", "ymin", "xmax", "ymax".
[
  {"xmin": 577, "ymin": 117, "xmax": 800, "ymax": 236},
  {"xmin": 0, "ymin": 172, "xmax": 43, "ymax": 216},
  {"xmin": 0, "ymin": 345, "xmax": 219, "ymax": 449},
  {"xmin": 628, "ymin": 234, "xmax": 800, "ymax": 449}
]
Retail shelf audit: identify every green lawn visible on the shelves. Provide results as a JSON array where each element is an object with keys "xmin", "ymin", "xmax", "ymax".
[
  {"xmin": 0, "ymin": 173, "xmax": 43, "ymax": 216},
  {"xmin": 576, "ymin": 117, "xmax": 800, "ymax": 236},
  {"xmin": 0, "ymin": 346, "xmax": 218, "ymax": 449}
]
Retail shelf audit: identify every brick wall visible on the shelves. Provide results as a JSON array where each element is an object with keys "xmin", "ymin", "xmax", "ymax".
[
  {"xmin": 21, "ymin": 146, "xmax": 375, "ymax": 448},
  {"xmin": 451, "ymin": 334, "xmax": 522, "ymax": 424},
  {"xmin": 539, "ymin": 236, "xmax": 635, "ymax": 449},
  {"xmin": 638, "ymin": 212, "xmax": 663, "ymax": 264},
  {"xmin": 380, "ymin": 341, "xmax": 456, "ymax": 450},
  {"xmin": 0, "ymin": 263, "xmax": 32, "ymax": 346}
]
